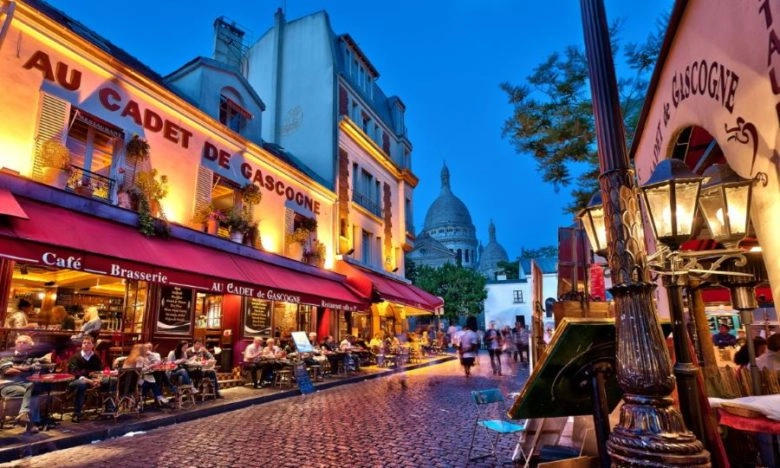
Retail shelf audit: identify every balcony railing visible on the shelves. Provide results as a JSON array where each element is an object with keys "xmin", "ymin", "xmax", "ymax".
[
  {"xmin": 352, "ymin": 192, "xmax": 382, "ymax": 217},
  {"xmin": 67, "ymin": 165, "xmax": 115, "ymax": 201}
]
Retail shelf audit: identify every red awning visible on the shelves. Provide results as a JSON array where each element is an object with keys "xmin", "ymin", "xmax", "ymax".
[
  {"xmin": 335, "ymin": 259, "xmax": 443, "ymax": 312},
  {"xmin": 0, "ymin": 188, "xmax": 29, "ymax": 219},
  {"xmin": 700, "ymin": 286, "xmax": 773, "ymax": 305},
  {"xmin": 0, "ymin": 198, "xmax": 366, "ymax": 310}
]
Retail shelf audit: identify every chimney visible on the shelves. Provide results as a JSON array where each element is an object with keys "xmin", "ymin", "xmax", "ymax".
[{"xmin": 213, "ymin": 17, "xmax": 245, "ymax": 71}]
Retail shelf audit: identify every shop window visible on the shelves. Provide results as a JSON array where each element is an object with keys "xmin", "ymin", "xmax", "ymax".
[
  {"xmin": 66, "ymin": 111, "xmax": 120, "ymax": 199},
  {"xmin": 513, "ymin": 290, "xmax": 524, "ymax": 304},
  {"xmin": 196, "ymin": 293, "xmax": 223, "ymax": 329},
  {"xmin": 6, "ymin": 261, "xmax": 135, "ymax": 334}
]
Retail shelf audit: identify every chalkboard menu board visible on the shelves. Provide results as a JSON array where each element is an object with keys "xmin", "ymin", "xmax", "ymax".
[
  {"xmin": 244, "ymin": 298, "xmax": 272, "ymax": 337},
  {"xmin": 293, "ymin": 363, "xmax": 315, "ymax": 394},
  {"xmin": 156, "ymin": 286, "xmax": 193, "ymax": 334}
]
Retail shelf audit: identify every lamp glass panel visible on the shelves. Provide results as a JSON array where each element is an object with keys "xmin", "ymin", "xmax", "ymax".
[
  {"xmin": 581, "ymin": 213, "xmax": 600, "ymax": 254},
  {"xmin": 698, "ymin": 188, "xmax": 726, "ymax": 238},
  {"xmin": 592, "ymin": 207, "xmax": 607, "ymax": 251},
  {"xmin": 724, "ymin": 185, "xmax": 750, "ymax": 236},
  {"xmin": 673, "ymin": 181, "xmax": 700, "ymax": 236},
  {"xmin": 644, "ymin": 185, "xmax": 672, "ymax": 239}
]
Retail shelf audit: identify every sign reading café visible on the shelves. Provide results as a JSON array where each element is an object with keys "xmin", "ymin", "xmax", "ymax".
[
  {"xmin": 633, "ymin": 0, "xmax": 780, "ymax": 307},
  {"xmin": 22, "ymin": 50, "xmax": 320, "ymax": 214}
]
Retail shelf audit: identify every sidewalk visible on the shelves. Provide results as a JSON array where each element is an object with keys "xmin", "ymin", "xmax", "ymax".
[{"xmin": 0, "ymin": 355, "xmax": 455, "ymax": 463}]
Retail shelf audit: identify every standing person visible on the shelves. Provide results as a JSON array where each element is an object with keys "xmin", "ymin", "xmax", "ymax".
[
  {"xmin": 515, "ymin": 323, "xmax": 530, "ymax": 364},
  {"xmin": 484, "ymin": 321, "xmax": 503, "ymax": 376},
  {"xmin": 459, "ymin": 317, "xmax": 479, "ymax": 377},
  {"xmin": 5, "ymin": 298, "xmax": 32, "ymax": 329}
]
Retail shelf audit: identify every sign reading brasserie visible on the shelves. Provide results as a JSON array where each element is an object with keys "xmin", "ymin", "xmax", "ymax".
[
  {"xmin": 244, "ymin": 297, "xmax": 272, "ymax": 337},
  {"xmin": 157, "ymin": 285, "xmax": 193, "ymax": 334}
]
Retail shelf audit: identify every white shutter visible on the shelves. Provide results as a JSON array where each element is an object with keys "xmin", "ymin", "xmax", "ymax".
[
  {"xmin": 194, "ymin": 165, "xmax": 213, "ymax": 212},
  {"xmin": 32, "ymin": 92, "xmax": 69, "ymax": 180}
]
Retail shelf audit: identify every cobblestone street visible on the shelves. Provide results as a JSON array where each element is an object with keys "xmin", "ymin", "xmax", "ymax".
[{"xmin": 2, "ymin": 355, "xmax": 531, "ymax": 468}]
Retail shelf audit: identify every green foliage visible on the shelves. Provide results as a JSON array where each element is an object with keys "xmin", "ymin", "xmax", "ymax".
[
  {"xmin": 125, "ymin": 134, "xmax": 150, "ymax": 164},
  {"xmin": 496, "ymin": 260, "xmax": 519, "ymax": 280},
  {"xmin": 223, "ymin": 208, "xmax": 252, "ymax": 234},
  {"xmin": 412, "ymin": 264, "xmax": 487, "ymax": 321},
  {"xmin": 192, "ymin": 202, "xmax": 226, "ymax": 224},
  {"xmin": 240, "ymin": 183, "xmax": 262, "ymax": 206},
  {"xmin": 501, "ymin": 16, "xmax": 666, "ymax": 214},
  {"xmin": 520, "ymin": 246, "xmax": 558, "ymax": 259},
  {"xmin": 40, "ymin": 139, "xmax": 71, "ymax": 169}
]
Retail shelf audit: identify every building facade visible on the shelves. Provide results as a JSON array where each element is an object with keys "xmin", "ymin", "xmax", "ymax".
[{"xmin": 0, "ymin": 1, "xmax": 438, "ymax": 362}]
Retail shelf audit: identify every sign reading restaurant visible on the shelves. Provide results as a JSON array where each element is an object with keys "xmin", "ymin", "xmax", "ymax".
[{"xmin": 22, "ymin": 50, "xmax": 320, "ymax": 214}]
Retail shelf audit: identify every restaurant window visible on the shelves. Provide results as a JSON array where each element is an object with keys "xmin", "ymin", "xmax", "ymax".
[
  {"xmin": 66, "ymin": 110, "xmax": 121, "ymax": 199},
  {"xmin": 3, "ymin": 261, "xmax": 140, "ymax": 346},
  {"xmin": 219, "ymin": 89, "xmax": 251, "ymax": 134},
  {"xmin": 513, "ymin": 290, "xmax": 524, "ymax": 304},
  {"xmin": 195, "ymin": 293, "xmax": 223, "ymax": 329}
]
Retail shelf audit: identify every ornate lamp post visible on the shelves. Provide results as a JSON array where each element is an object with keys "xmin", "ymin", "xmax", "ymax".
[
  {"xmin": 578, "ymin": 0, "xmax": 709, "ymax": 465},
  {"xmin": 639, "ymin": 159, "xmax": 706, "ymax": 445}
]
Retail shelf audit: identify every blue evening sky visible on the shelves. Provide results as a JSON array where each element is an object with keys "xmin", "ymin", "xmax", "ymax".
[{"xmin": 46, "ymin": 0, "xmax": 672, "ymax": 258}]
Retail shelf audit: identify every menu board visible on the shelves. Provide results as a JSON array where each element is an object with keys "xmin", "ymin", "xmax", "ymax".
[
  {"xmin": 244, "ymin": 298, "xmax": 272, "ymax": 337},
  {"xmin": 157, "ymin": 286, "xmax": 193, "ymax": 334}
]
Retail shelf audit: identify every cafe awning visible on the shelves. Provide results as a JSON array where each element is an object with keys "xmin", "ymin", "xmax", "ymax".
[
  {"xmin": 335, "ymin": 259, "xmax": 443, "ymax": 313},
  {"xmin": 0, "ymin": 188, "xmax": 29, "ymax": 219},
  {"xmin": 0, "ymin": 198, "xmax": 367, "ymax": 311}
]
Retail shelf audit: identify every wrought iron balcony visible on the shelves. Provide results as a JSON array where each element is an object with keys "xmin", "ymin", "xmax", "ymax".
[
  {"xmin": 352, "ymin": 191, "xmax": 382, "ymax": 217},
  {"xmin": 66, "ymin": 165, "xmax": 115, "ymax": 201}
]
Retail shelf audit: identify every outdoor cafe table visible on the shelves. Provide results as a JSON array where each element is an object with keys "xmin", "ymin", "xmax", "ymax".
[{"xmin": 27, "ymin": 372, "xmax": 74, "ymax": 429}]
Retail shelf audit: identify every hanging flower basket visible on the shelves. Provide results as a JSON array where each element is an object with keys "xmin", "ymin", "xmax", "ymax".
[
  {"xmin": 125, "ymin": 135, "xmax": 150, "ymax": 165},
  {"xmin": 240, "ymin": 183, "xmax": 262, "ymax": 206}
]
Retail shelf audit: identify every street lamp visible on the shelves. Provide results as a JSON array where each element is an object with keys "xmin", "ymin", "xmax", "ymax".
[
  {"xmin": 579, "ymin": 0, "xmax": 708, "ymax": 464},
  {"xmin": 639, "ymin": 159, "xmax": 707, "ymax": 444},
  {"xmin": 697, "ymin": 164, "xmax": 753, "ymax": 247},
  {"xmin": 641, "ymin": 159, "xmax": 702, "ymax": 250},
  {"xmin": 578, "ymin": 192, "xmax": 608, "ymax": 258}
]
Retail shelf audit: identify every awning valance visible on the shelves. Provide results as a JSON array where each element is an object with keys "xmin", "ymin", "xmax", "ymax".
[{"xmin": 0, "ymin": 198, "xmax": 366, "ymax": 311}]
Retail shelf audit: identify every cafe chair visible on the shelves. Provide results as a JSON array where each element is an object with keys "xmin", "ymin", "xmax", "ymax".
[
  {"xmin": 102, "ymin": 368, "xmax": 142, "ymax": 422},
  {"xmin": 467, "ymin": 388, "xmax": 527, "ymax": 465},
  {"xmin": 0, "ymin": 396, "xmax": 23, "ymax": 429},
  {"xmin": 274, "ymin": 368, "xmax": 293, "ymax": 388},
  {"xmin": 511, "ymin": 417, "xmax": 569, "ymax": 468}
]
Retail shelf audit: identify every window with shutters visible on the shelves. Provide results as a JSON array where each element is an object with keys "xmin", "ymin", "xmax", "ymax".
[
  {"xmin": 361, "ymin": 230, "xmax": 372, "ymax": 265},
  {"xmin": 193, "ymin": 170, "xmax": 243, "ymax": 236},
  {"xmin": 32, "ymin": 93, "xmax": 70, "ymax": 181},
  {"xmin": 65, "ymin": 109, "xmax": 122, "ymax": 199},
  {"xmin": 219, "ymin": 90, "xmax": 251, "ymax": 134}
]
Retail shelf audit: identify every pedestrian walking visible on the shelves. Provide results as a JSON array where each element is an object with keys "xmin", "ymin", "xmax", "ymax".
[
  {"xmin": 459, "ymin": 317, "xmax": 479, "ymax": 377},
  {"xmin": 484, "ymin": 321, "xmax": 502, "ymax": 375}
]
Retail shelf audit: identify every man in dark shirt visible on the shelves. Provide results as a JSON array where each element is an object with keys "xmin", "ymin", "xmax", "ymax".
[
  {"xmin": 0, "ymin": 334, "xmax": 44, "ymax": 432},
  {"xmin": 66, "ymin": 336, "xmax": 103, "ymax": 422},
  {"xmin": 712, "ymin": 324, "xmax": 737, "ymax": 348}
]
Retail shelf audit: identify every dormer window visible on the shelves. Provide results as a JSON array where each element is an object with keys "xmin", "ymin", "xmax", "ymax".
[{"xmin": 219, "ymin": 89, "xmax": 252, "ymax": 133}]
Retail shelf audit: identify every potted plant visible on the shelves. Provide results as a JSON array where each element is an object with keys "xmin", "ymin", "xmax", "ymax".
[
  {"xmin": 223, "ymin": 208, "xmax": 251, "ymax": 242},
  {"xmin": 286, "ymin": 228, "xmax": 310, "ymax": 260},
  {"xmin": 299, "ymin": 217, "xmax": 318, "ymax": 233},
  {"xmin": 133, "ymin": 169, "xmax": 168, "ymax": 216},
  {"xmin": 39, "ymin": 139, "xmax": 71, "ymax": 187},
  {"xmin": 125, "ymin": 134, "xmax": 150, "ymax": 165},
  {"xmin": 304, "ymin": 240, "xmax": 326, "ymax": 268},
  {"xmin": 240, "ymin": 183, "xmax": 262, "ymax": 206},
  {"xmin": 193, "ymin": 203, "xmax": 226, "ymax": 235}
]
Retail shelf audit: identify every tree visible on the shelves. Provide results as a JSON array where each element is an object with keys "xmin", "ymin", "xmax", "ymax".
[
  {"xmin": 496, "ymin": 260, "xmax": 519, "ymax": 280},
  {"xmin": 501, "ymin": 16, "xmax": 666, "ymax": 214},
  {"xmin": 412, "ymin": 264, "xmax": 487, "ymax": 321},
  {"xmin": 520, "ymin": 246, "xmax": 558, "ymax": 259}
]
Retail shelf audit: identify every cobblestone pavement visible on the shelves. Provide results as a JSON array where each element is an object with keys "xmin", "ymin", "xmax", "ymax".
[{"xmin": 3, "ymin": 353, "xmax": 531, "ymax": 468}]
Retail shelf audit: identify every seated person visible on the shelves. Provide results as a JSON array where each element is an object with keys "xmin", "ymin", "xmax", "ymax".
[
  {"xmin": 71, "ymin": 306, "xmax": 102, "ymax": 343},
  {"xmin": 66, "ymin": 335, "xmax": 107, "ymax": 422},
  {"xmin": 144, "ymin": 342, "xmax": 176, "ymax": 395},
  {"xmin": 166, "ymin": 341, "xmax": 196, "ymax": 393},
  {"xmin": 712, "ymin": 324, "xmax": 737, "ymax": 347},
  {"xmin": 122, "ymin": 344, "xmax": 168, "ymax": 405},
  {"xmin": 368, "ymin": 333, "xmax": 385, "ymax": 353},
  {"xmin": 243, "ymin": 337, "xmax": 265, "ymax": 388},
  {"xmin": 257, "ymin": 338, "xmax": 285, "ymax": 384},
  {"xmin": 186, "ymin": 339, "xmax": 221, "ymax": 398},
  {"xmin": 321, "ymin": 335, "xmax": 338, "ymax": 352},
  {"xmin": 338, "ymin": 335, "xmax": 360, "ymax": 371},
  {"xmin": 0, "ymin": 334, "xmax": 44, "ymax": 432}
]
